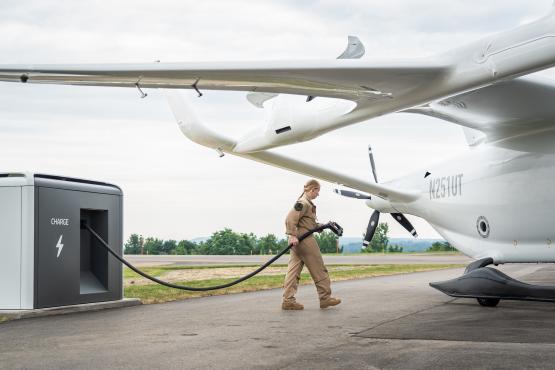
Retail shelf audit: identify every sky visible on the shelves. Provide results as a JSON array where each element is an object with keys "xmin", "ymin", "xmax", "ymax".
[{"xmin": 0, "ymin": 0, "xmax": 553, "ymax": 241}]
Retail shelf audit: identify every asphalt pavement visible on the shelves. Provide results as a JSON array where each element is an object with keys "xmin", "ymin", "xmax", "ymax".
[{"xmin": 3, "ymin": 264, "xmax": 555, "ymax": 369}]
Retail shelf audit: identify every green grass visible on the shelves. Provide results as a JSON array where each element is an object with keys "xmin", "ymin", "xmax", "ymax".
[
  {"xmin": 124, "ymin": 263, "xmax": 464, "ymax": 304},
  {"xmin": 124, "ymin": 264, "xmax": 296, "ymax": 279},
  {"xmin": 123, "ymin": 263, "xmax": 370, "ymax": 279}
]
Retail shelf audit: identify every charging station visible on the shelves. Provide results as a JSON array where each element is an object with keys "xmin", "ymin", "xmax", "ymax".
[{"xmin": 0, "ymin": 172, "xmax": 123, "ymax": 310}]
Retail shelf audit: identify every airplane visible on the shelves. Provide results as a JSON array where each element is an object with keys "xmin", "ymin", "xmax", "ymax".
[{"xmin": 1, "ymin": 5, "xmax": 555, "ymax": 307}]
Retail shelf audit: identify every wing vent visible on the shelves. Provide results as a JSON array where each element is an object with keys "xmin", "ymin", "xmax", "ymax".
[{"xmin": 275, "ymin": 126, "xmax": 292, "ymax": 134}]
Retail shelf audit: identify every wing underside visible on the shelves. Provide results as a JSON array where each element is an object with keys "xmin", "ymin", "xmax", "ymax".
[{"xmin": 405, "ymin": 76, "xmax": 555, "ymax": 143}]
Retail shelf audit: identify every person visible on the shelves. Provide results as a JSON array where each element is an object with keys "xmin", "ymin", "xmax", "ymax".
[{"xmin": 282, "ymin": 179, "xmax": 341, "ymax": 310}]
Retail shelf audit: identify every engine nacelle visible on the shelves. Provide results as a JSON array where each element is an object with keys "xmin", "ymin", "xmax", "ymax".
[
  {"xmin": 365, "ymin": 197, "xmax": 397, "ymax": 214},
  {"xmin": 233, "ymin": 95, "xmax": 355, "ymax": 153}
]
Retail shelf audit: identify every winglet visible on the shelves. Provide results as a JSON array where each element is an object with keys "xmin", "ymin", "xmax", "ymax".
[
  {"xmin": 164, "ymin": 89, "xmax": 236, "ymax": 152},
  {"xmin": 163, "ymin": 90, "xmax": 419, "ymax": 204}
]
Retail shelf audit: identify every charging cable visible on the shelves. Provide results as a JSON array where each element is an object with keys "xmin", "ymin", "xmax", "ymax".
[{"xmin": 81, "ymin": 220, "xmax": 342, "ymax": 291}]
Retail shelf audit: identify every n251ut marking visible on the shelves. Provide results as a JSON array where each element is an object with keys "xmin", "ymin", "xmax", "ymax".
[{"xmin": 429, "ymin": 174, "xmax": 463, "ymax": 199}]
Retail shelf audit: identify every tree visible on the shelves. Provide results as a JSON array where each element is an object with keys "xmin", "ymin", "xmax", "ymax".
[
  {"xmin": 426, "ymin": 241, "xmax": 457, "ymax": 252},
  {"xmin": 315, "ymin": 230, "xmax": 342, "ymax": 253},
  {"xmin": 124, "ymin": 234, "xmax": 142, "ymax": 254},
  {"xmin": 239, "ymin": 232, "xmax": 257, "ymax": 255},
  {"xmin": 160, "ymin": 239, "xmax": 177, "ymax": 255},
  {"xmin": 143, "ymin": 237, "xmax": 163, "ymax": 255},
  {"xmin": 387, "ymin": 244, "xmax": 403, "ymax": 253},
  {"xmin": 176, "ymin": 240, "xmax": 197, "ymax": 255},
  {"xmin": 200, "ymin": 229, "xmax": 255, "ymax": 255},
  {"xmin": 257, "ymin": 234, "xmax": 282, "ymax": 255},
  {"xmin": 194, "ymin": 241, "xmax": 207, "ymax": 255},
  {"xmin": 362, "ymin": 222, "xmax": 389, "ymax": 253}
]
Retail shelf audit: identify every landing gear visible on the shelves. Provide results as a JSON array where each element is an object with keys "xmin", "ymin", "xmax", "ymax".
[
  {"xmin": 476, "ymin": 297, "xmax": 500, "ymax": 307},
  {"xmin": 430, "ymin": 257, "xmax": 555, "ymax": 306}
]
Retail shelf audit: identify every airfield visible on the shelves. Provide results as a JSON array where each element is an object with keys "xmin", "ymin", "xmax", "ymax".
[
  {"xmin": 126, "ymin": 253, "xmax": 470, "ymax": 266},
  {"xmin": 2, "ymin": 260, "xmax": 555, "ymax": 369}
]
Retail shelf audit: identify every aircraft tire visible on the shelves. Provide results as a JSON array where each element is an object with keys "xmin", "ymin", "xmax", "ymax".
[{"xmin": 476, "ymin": 297, "xmax": 500, "ymax": 307}]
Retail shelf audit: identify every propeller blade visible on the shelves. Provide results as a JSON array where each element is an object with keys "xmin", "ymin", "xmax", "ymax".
[
  {"xmin": 368, "ymin": 145, "xmax": 378, "ymax": 183},
  {"xmin": 362, "ymin": 210, "xmax": 380, "ymax": 249},
  {"xmin": 391, "ymin": 213, "xmax": 418, "ymax": 238},
  {"xmin": 334, "ymin": 189, "xmax": 371, "ymax": 200}
]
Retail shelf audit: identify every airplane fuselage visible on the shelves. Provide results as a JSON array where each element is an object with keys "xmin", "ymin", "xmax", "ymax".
[{"xmin": 386, "ymin": 128, "xmax": 555, "ymax": 263}]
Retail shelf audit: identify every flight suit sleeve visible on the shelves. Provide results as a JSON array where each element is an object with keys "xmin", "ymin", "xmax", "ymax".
[{"xmin": 285, "ymin": 200, "xmax": 307, "ymax": 237}]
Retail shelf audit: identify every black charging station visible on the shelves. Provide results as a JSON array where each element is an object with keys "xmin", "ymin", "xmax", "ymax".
[{"xmin": 29, "ymin": 174, "xmax": 123, "ymax": 309}]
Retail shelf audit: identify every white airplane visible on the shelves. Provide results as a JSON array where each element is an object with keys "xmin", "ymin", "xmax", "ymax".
[{"xmin": 2, "ymin": 6, "xmax": 555, "ymax": 306}]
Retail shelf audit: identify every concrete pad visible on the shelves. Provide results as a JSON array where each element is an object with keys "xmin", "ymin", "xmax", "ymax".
[{"xmin": 0, "ymin": 298, "xmax": 141, "ymax": 322}]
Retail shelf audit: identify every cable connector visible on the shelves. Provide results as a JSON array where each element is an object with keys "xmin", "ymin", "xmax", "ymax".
[{"xmin": 328, "ymin": 221, "xmax": 344, "ymax": 237}]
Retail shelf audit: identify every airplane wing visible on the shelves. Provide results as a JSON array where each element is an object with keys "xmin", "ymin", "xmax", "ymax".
[
  {"xmin": 405, "ymin": 76, "xmax": 555, "ymax": 144},
  {"xmin": 1, "ymin": 7, "xmax": 555, "ymax": 152},
  {"xmin": 0, "ymin": 60, "xmax": 446, "ymax": 101},
  {"xmin": 0, "ymin": 59, "xmax": 460, "ymax": 151},
  {"xmin": 164, "ymin": 89, "xmax": 419, "ymax": 203}
]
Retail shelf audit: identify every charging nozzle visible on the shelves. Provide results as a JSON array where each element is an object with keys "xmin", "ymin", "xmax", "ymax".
[{"xmin": 328, "ymin": 221, "xmax": 343, "ymax": 237}]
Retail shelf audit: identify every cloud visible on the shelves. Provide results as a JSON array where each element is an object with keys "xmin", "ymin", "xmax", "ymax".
[{"xmin": 0, "ymin": 0, "xmax": 552, "ymax": 240}]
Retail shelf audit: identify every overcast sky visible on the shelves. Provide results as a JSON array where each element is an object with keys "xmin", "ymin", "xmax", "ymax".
[{"xmin": 0, "ymin": 0, "xmax": 553, "ymax": 241}]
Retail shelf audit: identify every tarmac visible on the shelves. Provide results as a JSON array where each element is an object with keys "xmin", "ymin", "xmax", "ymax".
[{"xmin": 2, "ymin": 264, "xmax": 555, "ymax": 369}]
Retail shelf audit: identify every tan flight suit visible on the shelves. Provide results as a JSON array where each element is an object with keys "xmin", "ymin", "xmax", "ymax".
[{"xmin": 283, "ymin": 194, "xmax": 332, "ymax": 303}]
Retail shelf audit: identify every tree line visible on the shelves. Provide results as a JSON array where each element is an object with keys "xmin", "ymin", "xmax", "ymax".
[
  {"xmin": 354, "ymin": 223, "xmax": 454, "ymax": 253},
  {"xmin": 426, "ymin": 241, "xmax": 456, "ymax": 252},
  {"xmin": 124, "ymin": 229, "xmax": 342, "ymax": 255},
  {"xmin": 124, "ymin": 222, "xmax": 455, "ymax": 255}
]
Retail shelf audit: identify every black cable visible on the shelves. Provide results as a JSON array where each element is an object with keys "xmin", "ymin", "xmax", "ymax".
[{"xmin": 82, "ymin": 221, "xmax": 341, "ymax": 292}]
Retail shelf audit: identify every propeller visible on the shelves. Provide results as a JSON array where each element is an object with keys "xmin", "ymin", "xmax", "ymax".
[
  {"xmin": 368, "ymin": 145, "xmax": 378, "ymax": 183},
  {"xmin": 362, "ymin": 210, "xmax": 380, "ymax": 249},
  {"xmin": 391, "ymin": 213, "xmax": 418, "ymax": 237},
  {"xmin": 335, "ymin": 145, "xmax": 418, "ymax": 249}
]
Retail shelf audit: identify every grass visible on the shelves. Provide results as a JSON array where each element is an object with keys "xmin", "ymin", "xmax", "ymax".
[
  {"xmin": 124, "ymin": 263, "xmax": 371, "ymax": 279},
  {"xmin": 122, "ymin": 264, "xmax": 279, "ymax": 279},
  {"xmin": 124, "ymin": 263, "xmax": 464, "ymax": 304}
]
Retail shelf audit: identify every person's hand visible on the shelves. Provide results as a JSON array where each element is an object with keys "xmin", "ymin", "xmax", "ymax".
[{"xmin": 288, "ymin": 235, "xmax": 299, "ymax": 247}]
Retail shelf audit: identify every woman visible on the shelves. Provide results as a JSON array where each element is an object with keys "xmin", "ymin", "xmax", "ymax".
[{"xmin": 282, "ymin": 179, "xmax": 341, "ymax": 310}]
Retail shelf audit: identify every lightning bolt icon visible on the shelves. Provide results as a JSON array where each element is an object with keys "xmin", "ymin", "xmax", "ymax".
[{"xmin": 56, "ymin": 234, "xmax": 64, "ymax": 258}]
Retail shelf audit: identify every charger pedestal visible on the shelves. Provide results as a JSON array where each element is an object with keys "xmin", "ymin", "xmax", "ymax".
[{"xmin": 0, "ymin": 172, "xmax": 125, "ymax": 311}]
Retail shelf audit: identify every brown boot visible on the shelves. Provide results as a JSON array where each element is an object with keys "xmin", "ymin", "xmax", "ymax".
[
  {"xmin": 282, "ymin": 301, "xmax": 304, "ymax": 310},
  {"xmin": 320, "ymin": 297, "xmax": 341, "ymax": 309}
]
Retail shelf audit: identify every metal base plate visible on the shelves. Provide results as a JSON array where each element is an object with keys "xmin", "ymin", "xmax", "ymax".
[{"xmin": 0, "ymin": 298, "xmax": 141, "ymax": 323}]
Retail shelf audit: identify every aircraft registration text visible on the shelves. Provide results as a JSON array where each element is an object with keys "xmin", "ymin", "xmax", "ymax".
[{"xmin": 429, "ymin": 174, "xmax": 463, "ymax": 199}]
